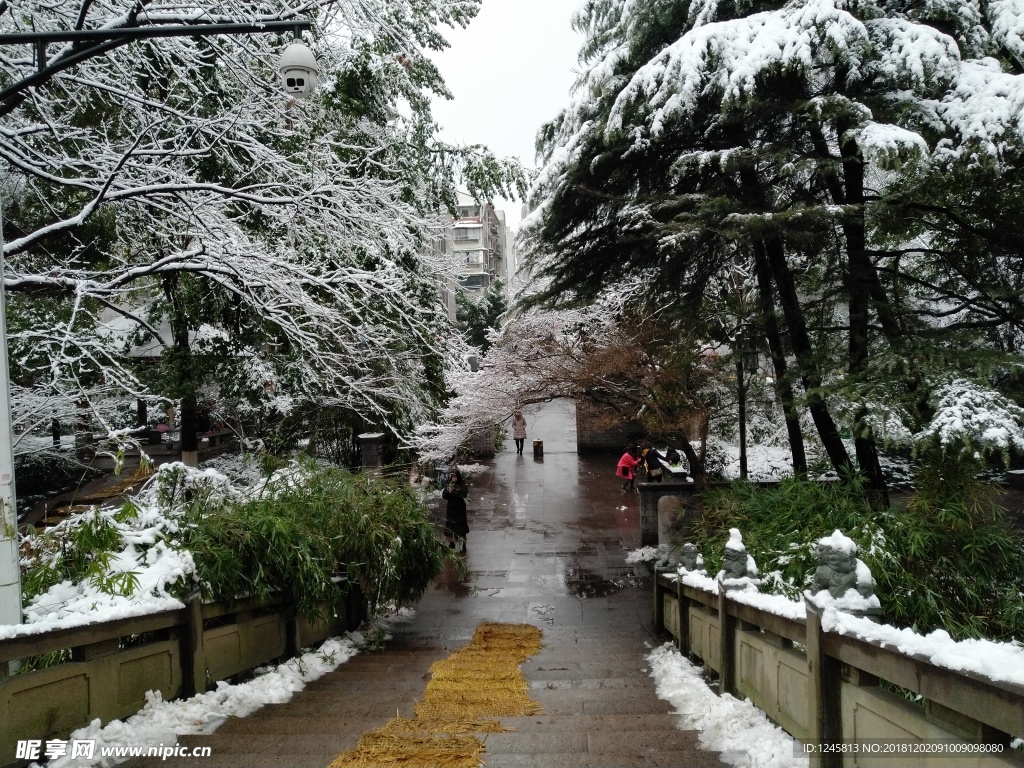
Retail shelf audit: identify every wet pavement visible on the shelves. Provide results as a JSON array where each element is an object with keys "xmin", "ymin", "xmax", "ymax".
[{"xmin": 125, "ymin": 400, "xmax": 726, "ymax": 768}]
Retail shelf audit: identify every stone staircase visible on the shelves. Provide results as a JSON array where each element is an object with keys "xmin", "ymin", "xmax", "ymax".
[{"xmin": 122, "ymin": 625, "xmax": 724, "ymax": 768}]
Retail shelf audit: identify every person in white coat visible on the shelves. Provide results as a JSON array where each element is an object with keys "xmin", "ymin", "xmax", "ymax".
[{"xmin": 511, "ymin": 410, "xmax": 528, "ymax": 455}]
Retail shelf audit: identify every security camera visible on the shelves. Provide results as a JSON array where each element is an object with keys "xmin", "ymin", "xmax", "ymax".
[{"xmin": 278, "ymin": 40, "xmax": 319, "ymax": 98}]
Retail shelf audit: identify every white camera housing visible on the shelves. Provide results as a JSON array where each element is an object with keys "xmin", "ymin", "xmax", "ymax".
[{"xmin": 279, "ymin": 41, "xmax": 318, "ymax": 98}]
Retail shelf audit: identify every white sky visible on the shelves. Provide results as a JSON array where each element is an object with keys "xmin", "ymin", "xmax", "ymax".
[{"xmin": 429, "ymin": 0, "xmax": 584, "ymax": 231}]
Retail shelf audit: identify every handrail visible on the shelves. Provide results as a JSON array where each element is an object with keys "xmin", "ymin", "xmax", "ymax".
[
  {"xmin": 0, "ymin": 607, "xmax": 185, "ymax": 662},
  {"xmin": 0, "ymin": 592, "xmax": 293, "ymax": 664},
  {"xmin": 655, "ymin": 570, "xmax": 1024, "ymax": 757},
  {"xmin": 0, "ymin": 590, "xmax": 352, "ymax": 768}
]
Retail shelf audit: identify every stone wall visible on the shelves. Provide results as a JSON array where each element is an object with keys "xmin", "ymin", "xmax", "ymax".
[{"xmin": 574, "ymin": 401, "xmax": 645, "ymax": 454}]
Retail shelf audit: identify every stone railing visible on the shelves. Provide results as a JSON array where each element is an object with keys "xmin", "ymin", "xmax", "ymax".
[
  {"xmin": 0, "ymin": 587, "xmax": 363, "ymax": 767},
  {"xmin": 654, "ymin": 571, "xmax": 1024, "ymax": 767}
]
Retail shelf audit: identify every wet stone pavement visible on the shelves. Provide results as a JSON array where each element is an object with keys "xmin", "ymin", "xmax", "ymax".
[{"xmin": 126, "ymin": 400, "xmax": 726, "ymax": 768}]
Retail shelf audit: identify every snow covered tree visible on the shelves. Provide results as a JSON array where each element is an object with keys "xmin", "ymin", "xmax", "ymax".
[
  {"xmin": 456, "ymin": 279, "xmax": 507, "ymax": 352},
  {"xmin": 416, "ymin": 288, "xmax": 729, "ymax": 485},
  {"xmin": 0, "ymin": 0, "xmax": 525, "ymax": 464},
  {"xmin": 523, "ymin": 0, "xmax": 1024, "ymax": 500}
]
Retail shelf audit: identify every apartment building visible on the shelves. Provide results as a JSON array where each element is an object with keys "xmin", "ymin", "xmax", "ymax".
[
  {"xmin": 419, "ymin": 208, "xmax": 455, "ymax": 319},
  {"xmin": 452, "ymin": 191, "xmax": 505, "ymax": 291}
]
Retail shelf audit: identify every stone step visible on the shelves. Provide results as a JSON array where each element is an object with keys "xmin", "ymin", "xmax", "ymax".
[
  {"xmin": 483, "ymin": 754, "xmax": 724, "ymax": 768},
  {"xmin": 124, "ymin": 715, "xmax": 708, "ymax": 767},
  {"xmin": 482, "ymin": 727, "xmax": 697, "ymax": 754}
]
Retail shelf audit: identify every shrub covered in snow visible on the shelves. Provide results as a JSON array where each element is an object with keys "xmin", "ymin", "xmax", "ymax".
[
  {"xmin": 693, "ymin": 476, "xmax": 1024, "ymax": 640},
  {"xmin": 18, "ymin": 459, "xmax": 450, "ymax": 639}
]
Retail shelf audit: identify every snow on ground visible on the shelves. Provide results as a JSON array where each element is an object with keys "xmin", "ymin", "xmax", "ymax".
[
  {"xmin": 6, "ymin": 511, "xmax": 193, "ymax": 641},
  {"xmin": 625, "ymin": 546, "xmax": 659, "ymax": 564},
  {"xmin": 721, "ymin": 443, "xmax": 798, "ymax": 481},
  {"xmin": 718, "ymin": 440, "xmax": 914, "ymax": 485},
  {"xmin": 36, "ymin": 607, "xmax": 416, "ymax": 768},
  {"xmin": 39, "ymin": 634, "xmax": 362, "ymax": 768},
  {"xmin": 648, "ymin": 643, "xmax": 808, "ymax": 767},
  {"xmin": 199, "ymin": 452, "xmax": 266, "ymax": 489},
  {"xmin": 7, "ymin": 458, "xmax": 320, "ymax": 641},
  {"xmin": 456, "ymin": 462, "xmax": 489, "ymax": 479}
]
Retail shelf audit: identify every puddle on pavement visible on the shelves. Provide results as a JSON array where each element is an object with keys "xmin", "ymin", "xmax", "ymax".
[
  {"xmin": 434, "ymin": 560, "xmax": 472, "ymax": 597},
  {"xmin": 565, "ymin": 563, "xmax": 623, "ymax": 598}
]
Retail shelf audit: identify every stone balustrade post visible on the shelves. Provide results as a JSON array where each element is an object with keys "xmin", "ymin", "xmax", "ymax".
[
  {"xmin": 358, "ymin": 432, "xmax": 385, "ymax": 471},
  {"xmin": 804, "ymin": 596, "xmax": 842, "ymax": 768}
]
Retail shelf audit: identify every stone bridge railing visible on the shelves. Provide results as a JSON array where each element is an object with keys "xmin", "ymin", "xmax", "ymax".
[
  {"xmin": 0, "ymin": 587, "xmax": 363, "ymax": 767},
  {"xmin": 654, "ymin": 571, "xmax": 1024, "ymax": 767}
]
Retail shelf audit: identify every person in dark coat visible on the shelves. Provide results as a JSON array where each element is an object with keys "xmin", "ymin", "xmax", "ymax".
[
  {"xmin": 641, "ymin": 448, "xmax": 665, "ymax": 482},
  {"xmin": 442, "ymin": 468, "xmax": 470, "ymax": 552}
]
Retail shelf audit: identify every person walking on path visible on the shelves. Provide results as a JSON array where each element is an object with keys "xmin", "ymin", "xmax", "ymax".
[
  {"xmin": 617, "ymin": 446, "xmax": 642, "ymax": 492},
  {"xmin": 442, "ymin": 468, "xmax": 470, "ymax": 552},
  {"xmin": 511, "ymin": 410, "xmax": 528, "ymax": 455}
]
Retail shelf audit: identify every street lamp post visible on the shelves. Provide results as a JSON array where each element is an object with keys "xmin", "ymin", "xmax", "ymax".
[
  {"xmin": 0, "ymin": 21, "xmax": 314, "ymax": 113},
  {"xmin": 0, "ymin": 19, "xmax": 315, "ymax": 625},
  {"xmin": 0, "ymin": 172, "xmax": 20, "ymax": 625}
]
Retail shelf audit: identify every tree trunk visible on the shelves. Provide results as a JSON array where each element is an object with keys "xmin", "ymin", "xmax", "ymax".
[
  {"xmin": 735, "ymin": 163, "xmax": 810, "ymax": 476},
  {"xmin": 752, "ymin": 240, "xmax": 807, "ymax": 476},
  {"xmin": 841, "ymin": 135, "xmax": 890, "ymax": 507},
  {"xmin": 679, "ymin": 437, "xmax": 707, "ymax": 490},
  {"xmin": 75, "ymin": 400, "xmax": 94, "ymax": 460},
  {"xmin": 763, "ymin": 236, "xmax": 853, "ymax": 474},
  {"xmin": 163, "ymin": 273, "xmax": 199, "ymax": 468},
  {"xmin": 179, "ymin": 399, "xmax": 199, "ymax": 468}
]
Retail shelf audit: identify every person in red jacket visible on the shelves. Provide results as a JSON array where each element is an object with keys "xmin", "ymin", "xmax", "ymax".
[{"xmin": 616, "ymin": 446, "xmax": 642, "ymax": 492}]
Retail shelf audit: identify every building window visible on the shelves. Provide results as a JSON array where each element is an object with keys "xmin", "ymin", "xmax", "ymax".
[
  {"xmin": 459, "ymin": 274, "xmax": 488, "ymax": 289},
  {"xmin": 464, "ymin": 252, "xmax": 484, "ymax": 265},
  {"xmin": 454, "ymin": 227, "xmax": 481, "ymax": 241}
]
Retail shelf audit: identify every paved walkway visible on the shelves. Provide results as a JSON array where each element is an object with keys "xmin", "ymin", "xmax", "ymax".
[{"xmin": 127, "ymin": 400, "xmax": 726, "ymax": 768}]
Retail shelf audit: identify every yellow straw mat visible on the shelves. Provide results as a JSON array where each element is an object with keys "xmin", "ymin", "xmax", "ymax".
[{"xmin": 328, "ymin": 622, "xmax": 543, "ymax": 768}]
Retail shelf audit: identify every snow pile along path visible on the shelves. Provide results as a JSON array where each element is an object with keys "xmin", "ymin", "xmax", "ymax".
[
  {"xmin": 647, "ymin": 643, "xmax": 808, "ymax": 768},
  {"xmin": 44, "ymin": 635, "xmax": 362, "ymax": 768}
]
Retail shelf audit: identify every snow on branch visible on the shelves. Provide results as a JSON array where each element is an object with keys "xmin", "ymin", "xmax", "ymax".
[
  {"xmin": 412, "ymin": 306, "xmax": 605, "ymax": 463},
  {"xmin": 0, "ymin": 0, "xmax": 500, "ymax": 452},
  {"xmin": 915, "ymin": 377, "xmax": 1024, "ymax": 459}
]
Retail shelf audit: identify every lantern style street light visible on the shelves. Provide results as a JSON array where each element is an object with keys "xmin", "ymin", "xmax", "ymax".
[{"xmin": 0, "ymin": 20, "xmax": 316, "ymax": 625}]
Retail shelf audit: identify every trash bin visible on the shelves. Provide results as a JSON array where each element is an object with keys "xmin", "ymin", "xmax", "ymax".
[{"xmin": 532, "ymin": 439, "xmax": 544, "ymax": 459}]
